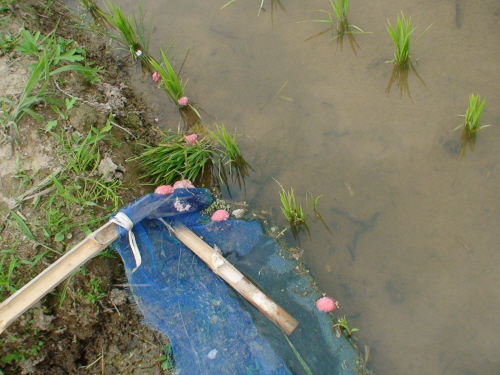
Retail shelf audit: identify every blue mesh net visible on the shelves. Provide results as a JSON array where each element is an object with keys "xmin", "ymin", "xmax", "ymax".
[{"xmin": 111, "ymin": 188, "xmax": 363, "ymax": 375}]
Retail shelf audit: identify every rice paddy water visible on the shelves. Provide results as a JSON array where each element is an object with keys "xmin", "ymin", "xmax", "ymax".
[{"xmin": 72, "ymin": 0, "xmax": 500, "ymax": 373}]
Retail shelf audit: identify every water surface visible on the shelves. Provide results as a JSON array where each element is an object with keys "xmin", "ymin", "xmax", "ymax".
[{"xmin": 92, "ymin": 0, "xmax": 500, "ymax": 373}]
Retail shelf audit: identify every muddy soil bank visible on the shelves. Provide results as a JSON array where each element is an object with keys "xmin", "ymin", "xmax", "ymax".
[{"xmin": 0, "ymin": 1, "xmax": 172, "ymax": 374}]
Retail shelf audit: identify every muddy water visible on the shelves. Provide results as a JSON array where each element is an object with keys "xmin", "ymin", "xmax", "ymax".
[{"xmin": 93, "ymin": 0, "xmax": 500, "ymax": 373}]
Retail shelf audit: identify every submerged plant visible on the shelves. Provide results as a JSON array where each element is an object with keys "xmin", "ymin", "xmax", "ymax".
[{"xmin": 455, "ymin": 94, "xmax": 488, "ymax": 133}]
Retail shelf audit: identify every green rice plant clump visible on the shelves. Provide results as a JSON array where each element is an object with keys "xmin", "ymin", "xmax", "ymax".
[
  {"xmin": 209, "ymin": 123, "xmax": 242, "ymax": 170},
  {"xmin": 329, "ymin": 0, "xmax": 349, "ymax": 24},
  {"xmin": 149, "ymin": 50, "xmax": 185, "ymax": 105},
  {"xmin": 386, "ymin": 12, "xmax": 416, "ymax": 66},
  {"xmin": 135, "ymin": 133, "xmax": 216, "ymax": 185},
  {"xmin": 99, "ymin": 2, "xmax": 153, "ymax": 71},
  {"xmin": 455, "ymin": 94, "xmax": 488, "ymax": 132},
  {"xmin": 279, "ymin": 185, "xmax": 306, "ymax": 226}
]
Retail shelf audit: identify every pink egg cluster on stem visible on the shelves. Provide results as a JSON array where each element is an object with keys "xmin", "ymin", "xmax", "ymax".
[
  {"xmin": 178, "ymin": 96, "xmax": 189, "ymax": 106},
  {"xmin": 154, "ymin": 185, "xmax": 174, "ymax": 195},
  {"xmin": 151, "ymin": 71, "xmax": 161, "ymax": 83},
  {"xmin": 211, "ymin": 209, "xmax": 229, "ymax": 222},
  {"xmin": 316, "ymin": 297, "xmax": 337, "ymax": 313},
  {"xmin": 185, "ymin": 134, "xmax": 198, "ymax": 145}
]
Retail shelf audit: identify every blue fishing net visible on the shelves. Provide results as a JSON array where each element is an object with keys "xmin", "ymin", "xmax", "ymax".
[{"xmin": 112, "ymin": 188, "xmax": 363, "ymax": 375}]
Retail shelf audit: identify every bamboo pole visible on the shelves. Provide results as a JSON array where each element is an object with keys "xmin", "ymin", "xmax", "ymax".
[
  {"xmin": 1, "ymin": 219, "xmax": 299, "ymax": 336},
  {"xmin": 0, "ymin": 222, "xmax": 119, "ymax": 334},
  {"xmin": 171, "ymin": 222, "xmax": 299, "ymax": 335}
]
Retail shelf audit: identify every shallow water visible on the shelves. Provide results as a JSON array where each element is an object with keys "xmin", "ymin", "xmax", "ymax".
[{"xmin": 87, "ymin": 0, "xmax": 500, "ymax": 373}]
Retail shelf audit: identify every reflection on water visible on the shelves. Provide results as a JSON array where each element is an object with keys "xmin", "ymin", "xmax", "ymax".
[
  {"xmin": 458, "ymin": 126, "xmax": 476, "ymax": 158},
  {"xmin": 385, "ymin": 61, "xmax": 426, "ymax": 101},
  {"xmin": 98, "ymin": 0, "xmax": 500, "ymax": 373}
]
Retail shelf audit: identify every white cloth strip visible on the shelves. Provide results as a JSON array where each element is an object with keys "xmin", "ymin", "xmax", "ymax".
[{"xmin": 110, "ymin": 212, "xmax": 142, "ymax": 272}]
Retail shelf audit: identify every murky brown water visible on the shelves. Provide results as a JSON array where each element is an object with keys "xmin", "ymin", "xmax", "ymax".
[{"xmin": 84, "ymin": 0, "xmax": 500, "ymax": 373}]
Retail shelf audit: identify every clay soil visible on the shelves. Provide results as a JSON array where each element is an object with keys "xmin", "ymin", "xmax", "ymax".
[{"xmin": 0, "ymin": 1, "xmax": 172, "ymax": 374}]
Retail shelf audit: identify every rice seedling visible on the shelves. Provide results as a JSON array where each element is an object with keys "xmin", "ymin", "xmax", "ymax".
[
  {"xmin": 132, "ymin": 132, "xmax": 217, "ymax": 185},
  {"xmin": 208, "ymin": 123, "xmax": 253, "ymax": 190},
  {"xmin": 99, "ymin": 1, "xmax": 154, "ymax": 72},
  {"xmin": 278, "ymin": 184, "xmax": 306, "ymax": 227},
  {"xmin": 455, "ymin": 94, "xmax": 488, "ymax": 133},
  {"xmin": 386, "ymin": 12, "xmax": 432, "ymax": 66},
  {"xmin": 77, "ymin": 0, "xmax": 113, "ymax": 30},
  {"xmin": 149, "ymin": 50, "xmax": 186, "ymax": 106},
  {"xmin": 386, "ymin": 12, "xmax": 415, "ymax": 66},
  {"xmin": 209, "ymin": 124, "xmax": 241, "ymax": 167},
  {"xmin": 455, "ymin": 94, "xmax": 488, "ymax": 158},
  {"xmin": 221, "ymin": 0, "xmax": 287, "ymax": 22},
  {"xmin": 298, "ymin": 0, "xmax": 367, "ymax": 55}
]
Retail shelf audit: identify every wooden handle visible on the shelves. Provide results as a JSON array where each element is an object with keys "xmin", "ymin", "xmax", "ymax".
[
  {"xmin": 0, "ymin": 222, "xmax": 119, "ymax": 334},
  {"xmin": 172, "ymin": 222, "xmax": 299, "ymax": 335}
]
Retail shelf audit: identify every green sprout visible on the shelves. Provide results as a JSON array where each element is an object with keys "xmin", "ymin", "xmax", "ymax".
[{"xmin": 333, "ymin": 315, "xmax": 359, "ymax": 337}]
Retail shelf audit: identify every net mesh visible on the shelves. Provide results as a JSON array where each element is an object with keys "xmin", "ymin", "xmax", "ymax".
[{"xmin": 112, "ymin": 188, "xmax": 363, "ymax": 375}]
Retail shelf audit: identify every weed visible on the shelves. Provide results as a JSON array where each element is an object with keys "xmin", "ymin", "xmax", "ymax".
[
  {"xmin": 159, "ymin": 343, "xmax": 174, "ymax": 371},
  {"xmin": 0, "ymin": 28, "xmax": 102, "ymax": 139},
  {"xmin": 0, "ymin": 28, "xmax": 17, "ymax": 56},
  {"xmin": 0, "ymin": 248, "xmax": 24, "ymax": 299},
  {"xmin": 78, "ymin": 277, "xmax": 106, "ymax": 304},
  {"xmin": 333, "ymin": 315, "xmax": 359, "ymax": 337},
  {"xmin": 308, "ymin": 192, "xmax": 322, "ymax": 211},
  {"xmin": 51, "ymin": 119, "xmax": 112, "ymax": 175}
]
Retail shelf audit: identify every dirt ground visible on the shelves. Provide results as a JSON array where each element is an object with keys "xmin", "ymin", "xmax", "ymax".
[{"xmin": 0, "ymin": 1, "xmax": 174, "ymax": 374}]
